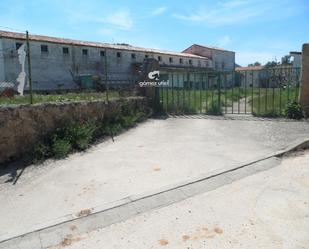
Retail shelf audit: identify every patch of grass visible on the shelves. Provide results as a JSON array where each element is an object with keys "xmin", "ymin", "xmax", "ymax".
[
  {"xmin": 0, "ymin": 91, "xmax": 121, "ymax": 105},
  {"xmin": 251, "ymin": 88, "xmax": 299, "ymax": 117},
  {"xmin": 158, "ymin": 87, "xmax": 300, "ymax": 117}
]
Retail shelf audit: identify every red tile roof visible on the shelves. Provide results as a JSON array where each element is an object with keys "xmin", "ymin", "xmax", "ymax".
[
  {"xmin": 0, "ymin": 30, "xmax": 209, "ymax": 60},
  {"xmin": 183, "ymin": 44, "xmax": 235, "ymax": 53}
]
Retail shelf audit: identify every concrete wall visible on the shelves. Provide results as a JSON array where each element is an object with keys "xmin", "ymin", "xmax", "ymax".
[
  {"xmin": 299, "ymin": 44, "xmax": 309, "ymax": 116},
  {"xmin": 290, "ymin": 52, "xmax": 302, "ymax": 68},
  {"xmin": 212, "ymin": 50, "xmax": 235, "ymax": 71},
  {"xmin": 0, "ymin": 37, "xmax": 211, "ymax": 91},
  {"xmin": 0, "ymin": 97, "xmax": 151, "ymax": 165},
  {"xmin": 182, "ymin": 45, "xmax": 235, "ymax": 71},
  {"xmin": 237, "ymin": 70, "xmax": 261, "ymax": 88}
]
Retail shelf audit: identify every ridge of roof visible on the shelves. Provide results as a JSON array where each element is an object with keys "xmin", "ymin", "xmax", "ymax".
[
  {"xmin": 186, "ymin": 44, "xmax": 235, "ymax": 53},
  {"xmin": 0, "ymin": 30, "xmax": 209, "ymax": 59}
]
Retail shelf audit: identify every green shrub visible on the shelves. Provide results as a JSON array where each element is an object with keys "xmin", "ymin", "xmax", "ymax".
[
  {"xmin": 52, "ymin": 138, "xmax": 72, "ymax": 158},
  {"xmin": 284, "ymin": 101, "xmax": 303, "ymax": 119},
  {"xmin": 109, "ymin": 123, "xmax": 123, "ymax": 135},
  {"xmin": 63, "ymin": 120, "xmax": 97, "ymax": 150},
  {"xmin": 29, "ymin": 107, "xmax": 147, "ymax": 164},
  {"xmin": 206, "ymin": 101, "xmax": 223, "ymax": 115},
  {"xmin": 33, "ymin": 142, "xmax": 51, "ymax": 162}
]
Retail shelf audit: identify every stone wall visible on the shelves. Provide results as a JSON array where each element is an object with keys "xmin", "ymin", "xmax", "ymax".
[
  {"xmin": 299, "ymin": 44, "xmax": 309, "ymax": 116},
  {"xmin": 0, "ymin": 97, "xmax": 151, "ymax": 165}
]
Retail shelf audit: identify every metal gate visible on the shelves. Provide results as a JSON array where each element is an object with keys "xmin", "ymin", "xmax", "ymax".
[{"xmin": 154, "ymin": 67, "xmax": 301, "ymax": 117}]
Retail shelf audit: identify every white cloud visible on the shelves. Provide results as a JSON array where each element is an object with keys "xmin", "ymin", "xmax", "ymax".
[
  {"xmin": 152, "ymin": 7, "xmax": 167, "ymax": 16},
  {"xmin": 104, "ymin": 10, "xmax": 133, "ymax": 30},
  {"xmin": 172, "ymin": 0, "xmax": 288, "ymax": 26},
  {"xmin": 172, "ymin": 7, "xmax": 263, "ymax": 26},
  {"xmin": 217, "ymin": 35, "xmax": 231, "ymax": 47}
]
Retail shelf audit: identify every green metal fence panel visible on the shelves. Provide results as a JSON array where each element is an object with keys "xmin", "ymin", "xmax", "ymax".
[{"xmin": 154, "ymin": 67, "xmax": 301, "ymax": 117}]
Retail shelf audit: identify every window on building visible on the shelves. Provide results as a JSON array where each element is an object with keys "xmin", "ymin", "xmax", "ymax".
[
  {"xmin": 145, "ymin": 54, "xmax": 149, "ymax": 58},
  {"xmin": 179, "ymin": 58, "xmax": 183, "ymax": 64},
  {"xmin": 62, "ymin": 47, "xmax": 69, "ymax": 54},
  {"xmin": 169, "ymin": 57, "xmax": 173, "ymax": 63},
  {"xmin": 41, "ymin": 45, "xmax": 48, "ymax": 53},
  {"xmin": 82, "ymin": 49, "xmax": 88, "ymax": 55},
  {"xmin": 117, "ymin": 52, "xmax": 121, "ymax": 58},
  {"xmin": 100, "ymin": 51, "xmax": 105, "ymax": 57},
  {"xmin": 222, "ymin": 62, "xmax": 225, "ymax": 70},
  {"xmin": 15, "ymin": 42, "xmax": 22, "ymax": 50},
  {"xmin": 158, "ymin": 56, "xmax": 162, "ymax": 61},
  {"xmin": 206, "ymin": 61, "xmax": 209, "ymax": 67},
  {"xmin": 198, "ymin": 60, "xmax": 201, "ymax": 66},
  {"xmin": 189, "ymin": 59, "xmax": 192, "ymax": 65},
  {"xmin": 215, "ymin": 62, "xmax": 218, "ymax": 69},
  {"xmin": 131, "ymin": 53, "xmax": 136, "ymax": 59}
]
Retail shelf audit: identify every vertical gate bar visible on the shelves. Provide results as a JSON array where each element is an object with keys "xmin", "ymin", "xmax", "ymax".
[
  {"xmin": 194, "ymin": 73, "xmax": 197, "ymax": 112},
  {"xmin": 232, "ymin": 71, "xmax": 233, "ymax": 114},
  {"xmin": 251, "ymin": 70, "xmax": 254, "ymax": 114},
  {"xmin": 258, "ymin": 71, "xmax": 261, "ymax": 115},
  {"xmin": 295, "ymin": 68, "xmax": 299, "ymax": 101},
  {"xmin": 206, "ymin": 73, "xmax": 209, "ymax": 113},
  {"xmin": 200, "ymin": 74, "xmax": 202, "ymax": 113},
  {"xmin": 225, "ymin": 73, "xmax": 227, "ymax": 114},
  {"xmin": 265, "ymin": 69, "xmax": 269, "ymax": 114},
  {"xmin": 166, "ymin": 74, "xmax": 169, "ymax": 113},
  {"xmin": 183, "ymin": 74, "xmax": 185, "ymax": 114},
  {"xmin": 279, "ymin": 67, "xmax": 282, "ymax": 115},
  {"xmin": 287, "ymin": 69, "xmax": 291, "ymax": 102},
  {"xmin": 244, "ymin": 70, "xmax": 247, "ymax": 114},
  {"xmin": 218, "ymin": 73, "xmax": 221, "ymax": 113},
  {"xmin": 177, "ymin": 74, "xmax": 180, "ymax": 114},
  {"xmin": 161, "ymin": 81, "xmax": 163, "ymax": 112},
  {"xmin": 171, "ymin": 73, "xmax": 174, "ymax": 114},
  {"xmin": 188, "ymin": 72, "xmax": 191, "ymax": 112},
  {"xmin": 272, "ymin": 85, "xmax": 275, "ymax": 114},
  {"xmin": 238, "ymin": 73, "xmax": 241, "ymax": 114},
  {"xmin": 211, "ymin": 75, "xmax": 214, "ymax": 111}
]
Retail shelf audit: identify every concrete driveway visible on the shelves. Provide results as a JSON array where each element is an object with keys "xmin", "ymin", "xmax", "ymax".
[
  {"xmin": 0, "ymin": 116, "xmax": 309, "ymax": 242},
  {"xmin": 60, "ymin": 151, "xmax": 309, "ymax": 249}
]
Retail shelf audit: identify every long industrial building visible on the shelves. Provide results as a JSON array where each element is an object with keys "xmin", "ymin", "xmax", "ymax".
[{"xmin": 0, "ymin": 30, "xmax": 235, "ymax": 91}]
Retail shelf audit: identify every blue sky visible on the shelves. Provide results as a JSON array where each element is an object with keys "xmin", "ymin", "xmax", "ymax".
[{"xmin": 0, "ymin": 0, "xmax": 308, "ymax": 66}]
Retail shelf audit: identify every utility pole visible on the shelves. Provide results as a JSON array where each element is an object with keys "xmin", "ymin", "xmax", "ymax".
[
  {"xmin": 26, "ymin": 31, "xmax": 33, "ymax": 104},
  {"xmin": 104, "ymin": 49, "xmax": 109, "ymax": 102}
]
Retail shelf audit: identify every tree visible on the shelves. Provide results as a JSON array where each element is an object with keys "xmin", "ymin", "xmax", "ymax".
[
  {"xmin": 248, "ymin": 62, "xmax": 261, "ymax": 67},
  {"xmin": 264, "ymin": 61, "xmax": 279, "ymax": 68}
]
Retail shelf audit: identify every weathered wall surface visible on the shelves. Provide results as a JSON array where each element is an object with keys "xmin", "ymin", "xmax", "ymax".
[
  {"xmin": 0, "ymin": 97, "xmax": 151, "ymax": 165},
  {"xmin": 299, "ymin": 44, "xmax": 309, "ymax": 116},
  {"xmin": 0, "ymin": 36, "xmax": 211, "ymax": 91}
]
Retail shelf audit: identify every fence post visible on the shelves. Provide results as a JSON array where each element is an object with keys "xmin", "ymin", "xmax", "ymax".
[
  {"xmin": 26, "ymin": 31, "xmax": 33, "ymax": 104},
  {"xmin": 104, "ymin": 49, "xmax": 109, "ymax": 102},
  {"xmin": 299, "ymin": 43, "xmax": 309, "ymax": 117}
]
